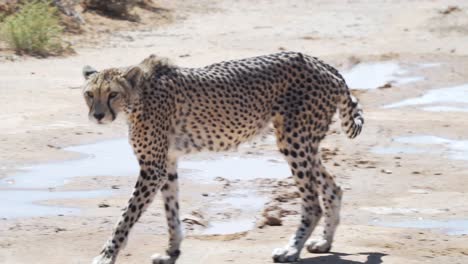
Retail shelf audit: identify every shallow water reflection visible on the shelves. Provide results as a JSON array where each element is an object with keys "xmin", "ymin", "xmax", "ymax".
[
  {"xmin": 384, "ymin": 83, "xmax": 468, "ymax": 112},
  {"xmin": 343, "ymin": 62, "xmax": 424, "ymax": 90}
]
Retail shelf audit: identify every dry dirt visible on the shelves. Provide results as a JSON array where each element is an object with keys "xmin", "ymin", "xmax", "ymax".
[{"xmin": 1, "ymin": 1, "xmax": 468, "ymax": 264}]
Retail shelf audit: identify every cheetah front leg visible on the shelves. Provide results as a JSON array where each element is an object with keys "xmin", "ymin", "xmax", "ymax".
[
  {"xmin": 152, "ymin": 158, "xmax": 183, "ymax": 264},
  {"xmin": 92, "ymin": 166, "xmax": 166, "ymax": 264}
]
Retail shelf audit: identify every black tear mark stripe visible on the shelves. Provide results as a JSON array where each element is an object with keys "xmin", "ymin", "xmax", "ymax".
[
  {"xmin": 107, "ymin": 96, "xmax": 116, "ymax": 120},
  {"xmin": 90, "ymin": 97, "xmax": 95, "ymax": 116}
]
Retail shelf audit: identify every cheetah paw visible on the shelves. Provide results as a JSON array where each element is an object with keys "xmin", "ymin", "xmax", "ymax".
[
  {"xmin": 305, "ymin": 239, "xmax": 331, "ymax": 253},
  {"xmin": 272, "ymin": 247, "xmax": 300, "ymax": 263},
  {"xmin": 151, "ymin": 254, "xmax": 176, "ymax": 264},
  {"xmin": 92, "ymin": 254, "xmax": 115, "ymax": 264}
]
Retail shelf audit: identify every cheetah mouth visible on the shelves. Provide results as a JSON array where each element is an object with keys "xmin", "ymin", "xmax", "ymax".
[
  {"xmin": 89, "ymin": 115, "xmax": 116, "ymax": 125},
  {"xmin": 97, "ymin": 119, "xmax": 115, "ymax": 125}
]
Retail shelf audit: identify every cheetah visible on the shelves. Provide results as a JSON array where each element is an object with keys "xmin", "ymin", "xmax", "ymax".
[{"xmin": 82, "ymin": 51, "xmax": 363, "ymax": 264}]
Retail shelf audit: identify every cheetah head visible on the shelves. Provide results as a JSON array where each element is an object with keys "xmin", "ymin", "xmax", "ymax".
[
  {"xmin": 82, "ymin": 55, "xmax": 171, "ymax": 124},
  {"xmin": 81, "ymin": 64, "xmax": 145, "ymax": 124}
]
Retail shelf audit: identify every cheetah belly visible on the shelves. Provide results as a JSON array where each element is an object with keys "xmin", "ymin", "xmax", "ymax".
[{"xmin": 170, "ymin": 108, "xmax": 273, "ymax": 155}]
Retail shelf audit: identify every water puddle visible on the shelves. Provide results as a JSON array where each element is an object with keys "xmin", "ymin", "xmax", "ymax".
[
  {"xmin": 1, "ymin": 140, "xmax": 139, "ymax": 189},
  {"xmin": 2, "ymin": 138, "xmax": 286, "ymax": 222},
  {"xmin": 384, "ymin": 83, "xmax": 468, "ymax": 112},
  {"xmin": 1, "ymin": 140, "xmax": 136, "ymax": 218},
  {"xmin": 396, "ymin": 136, "xmax": 468, "ymax": 160},
  {"xmin": 343, "ymin": 62, "xmax": 424, "ymax": 90},
  {"xmin": 202, "ymin": 219, "xmax": 255, "ymax": 235},
  {"xmin": 422, "ymin": 106, "xmax": 468, "ymax": 112},
  {"xmin": 0, "ymin": 189, "xmax": 112, "ymax": 218},
  {"xmin": 213, "ymin": 193, "xmax": 269, "ymax": 210},
  {"xmin": 201, "ymin": 190, "xmax": 268, "ymax": 235},
  {"xmin": 361, "ymin": 207, "xmax": 447, "ymax": 215},
  {"xmin": 372, "ymin": 135, "xmax": 468, "ymax": 160},
  {"xmin": 375, "ymin": 219, "xmax": 468, "ymax": 235},
  {"xmin": 371, "ymin": 146, "xmax": 424, "ymax": 155},
  {"xmin": 2, "ymin": 139, "xmax": 289, "ymax": 189},
  {"xmin": 182, "ymin": 156, "xmax": 289, "ymax": 181}
]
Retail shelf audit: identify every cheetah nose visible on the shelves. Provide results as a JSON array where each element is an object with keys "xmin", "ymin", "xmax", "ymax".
[{"xmin": 94, "ymin": 113, "xmax": 105, "ymax": 121}]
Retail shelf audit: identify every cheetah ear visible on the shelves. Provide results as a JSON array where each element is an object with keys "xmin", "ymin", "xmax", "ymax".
[
  {"xmin": 123, "ymin": 66, "xmax": 144, "ymax": 88},
  {"xmin": 82, "ymin": 65, "xmax": 97, "ymax": 80}
]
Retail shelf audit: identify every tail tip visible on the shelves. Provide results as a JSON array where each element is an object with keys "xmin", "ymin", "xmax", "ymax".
[{"xmin": 346, "ymin": 116, "xmax": 364, "ymax": 139}]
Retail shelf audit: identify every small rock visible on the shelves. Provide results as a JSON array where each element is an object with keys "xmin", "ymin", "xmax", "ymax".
[
  {"xmin": 201, "ymin": 193, "xmax": 209, "ymax": 197},
  {"xmin": 301, "ymin": 35, "xmax": 318, "ymax": 40},
  {"xmin": 214, "ymin": 177, "xmax": 228, "ymax": 182},
  {"xmin": 378, "ymin": 82, "xmax": 393, "ymax": 89},
  {"xmin": 356, "ymin": 160, "xmax": 370, "ymax": 165},
  {"xmin": 262, "ymin": 214, "xmax": 282, "ymax": 226},
  {"xmin": 381, "ymin": 169, "xmax": 393, "ymax": 174},
  {"xmin": 111, "ymin": 185, "xmax": 120, "ymax": 189},
  {"xmin": 276, "ymin": 180, "xmax": 294, "ymax": 187},
  {"xmin": 439, "ymin": 6, "xmax": 461, "ymax": 15},
  {"xmin": 182, "ymin": 215, "xmax": 206, "ymax": 227},
  {"xmin": 346, "ymin": 56, "xmax": 361, "ymax": 67},
  {"xmin": 260, "ymin": 206, "xmax": 283, "ymax": 227},
  {"xmin": 98, "ymin": 203, "xmax": 110, "ymax": 208},
  {"xmin": 274, "ymin": 192, "xmax": 300, "ymax": 202},
  {"xmin": 55, "ymin": 227, "xmax": 66, "ymax": 233}
]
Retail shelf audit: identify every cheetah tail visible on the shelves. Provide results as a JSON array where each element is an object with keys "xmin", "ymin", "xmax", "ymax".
[{"xmin": 338, "ymin": 91, "xmax": 364, "ymax": 139}]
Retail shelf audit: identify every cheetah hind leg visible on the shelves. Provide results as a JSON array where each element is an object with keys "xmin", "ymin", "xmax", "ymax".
[
  {"xmin": 306, "ymin": 164, "xmax": 342, "ymax": 253},
  {"xmin": 92, "ymin": 238, "xmax": 119, "ymax": 264},
  {"xmin": 92, "ymin": 252, "xmax": 115, "ymax": 264},
  {"xmin": 272, "ymin": 118, "xmax": 323, "ymax": 262},
  {"xmin": 151, "ymin": 253, "xmax": 178, "ymax": 264}
]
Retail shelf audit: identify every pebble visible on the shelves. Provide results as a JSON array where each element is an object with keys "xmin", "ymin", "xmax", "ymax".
[
  {"xmin": 98, "ymin": 203, "xmax": 110, "ymax": 208},
  {"xmin": 262, "ymin": 215, "xmax": 282, "ymax": 226}
]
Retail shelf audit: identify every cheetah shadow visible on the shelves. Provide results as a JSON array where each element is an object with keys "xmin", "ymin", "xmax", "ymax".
[{"xmin": 297, "ymin": 252, "xmax": 386, "ymax": 264}]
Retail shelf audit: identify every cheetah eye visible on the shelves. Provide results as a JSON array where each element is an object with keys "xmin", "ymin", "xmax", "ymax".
[
  {"xmin": 85, "ymin": 91, "xmax": 94, "ymax": 99},
  {"xmin": 109, "ymin": 92, "xmax": 119, "ymax": 99}
]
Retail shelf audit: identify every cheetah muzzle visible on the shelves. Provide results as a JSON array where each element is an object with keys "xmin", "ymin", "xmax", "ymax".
[{"xmin": 82, "ymin": 52, "xmax": 364, "ymax": 264}]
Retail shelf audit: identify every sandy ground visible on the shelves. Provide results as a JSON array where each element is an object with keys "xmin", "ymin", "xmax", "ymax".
[{"xmin": 1, "ymin": 0, "xmax": 468, "ymax": 263}]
